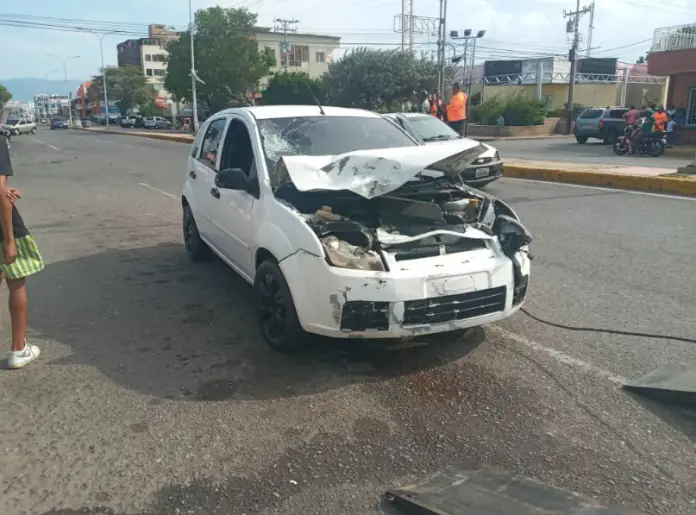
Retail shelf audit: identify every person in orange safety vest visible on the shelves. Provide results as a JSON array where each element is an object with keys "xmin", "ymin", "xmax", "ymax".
[{"xmin": 446, "ymin": 82, "xmax": 468, "ymax": 135}]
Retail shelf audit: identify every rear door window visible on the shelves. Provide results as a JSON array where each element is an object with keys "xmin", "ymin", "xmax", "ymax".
[
  {"xmin": 198, "ymin": 118, "xmax": 227, "ymax": 169},
  {"xmin": 608, "ymin": 109, "xmax": 628, "ymax": 118},
  {"xmin": 579, "ymin": 109, "xmax": 604, "ymax": 119}
]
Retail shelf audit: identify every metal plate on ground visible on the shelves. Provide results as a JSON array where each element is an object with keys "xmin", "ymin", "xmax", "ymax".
[
  {"xmin": 622, "ymin": 364, "xmax": 696, "ymax": 405},
  {"xmin": 383, "ymin": 466, "xmax": 645, "ymax": 515}
]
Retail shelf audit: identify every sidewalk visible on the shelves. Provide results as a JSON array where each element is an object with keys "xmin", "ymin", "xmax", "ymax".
[{"xmin": 505, "ymin": 158, "xmax": 696, "ymax": 196}]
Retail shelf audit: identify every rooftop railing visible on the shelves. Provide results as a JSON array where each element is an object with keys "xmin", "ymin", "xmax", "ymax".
[{"xmin": 651, "ymin": 23, "xmax": 696, "ymax": 52}]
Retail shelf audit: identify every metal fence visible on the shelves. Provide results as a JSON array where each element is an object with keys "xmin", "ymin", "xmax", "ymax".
[{"xmin": 651, "ymin": 23, "xmax": 696, "ymax": 52}]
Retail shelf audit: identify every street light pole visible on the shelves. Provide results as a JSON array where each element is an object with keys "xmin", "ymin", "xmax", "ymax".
[
  {"xmin": 189, "ymin": 0, "xmax": 199, "ymax": 133},
  {"xmin": 47, "ymin": 54, "xmax": 81, "ymax": 126},
  {"xmin": 92, "ymin": 32, "xmax": 117, "ymax": 127},
  {"xmin": 451, "ymin": 30, "xmax": 485, "ymax": 137}
]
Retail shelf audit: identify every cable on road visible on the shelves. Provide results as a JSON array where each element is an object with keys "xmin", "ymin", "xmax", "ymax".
[{"xmin": 520, "ymin": 308, "xmax": 696, "ymax": 345}]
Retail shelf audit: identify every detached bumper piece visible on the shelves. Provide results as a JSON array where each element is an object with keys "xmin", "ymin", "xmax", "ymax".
[
  {"xmin": 340, "ymin": 301, "xmax": 390, "ymax": 332},
  {"xmin": 623, "ymin": 364, "xmax": 696, "ymax": 406},
  {"xmin": 403, "ymin": 286, "xmax": 506, "ymax": 326},
  {"xmin": 383, "ymin": 466, "xmax": 646, "ymax": 515}
]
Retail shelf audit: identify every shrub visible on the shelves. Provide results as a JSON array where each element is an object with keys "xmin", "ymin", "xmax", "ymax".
[{"xmin": 470, "ymin": 92, "xmax": 547, "ymax": 126}]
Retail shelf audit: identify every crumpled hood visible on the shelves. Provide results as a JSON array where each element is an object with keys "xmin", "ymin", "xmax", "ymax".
[{"xmin": 280, "ymin": 139, "xmax": 489, "ymax": 199}]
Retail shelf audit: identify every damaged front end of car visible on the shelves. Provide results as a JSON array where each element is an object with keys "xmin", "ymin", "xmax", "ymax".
[{"xmin": 270, "ymin": 142, "xmax": 532, "ymax": 321}]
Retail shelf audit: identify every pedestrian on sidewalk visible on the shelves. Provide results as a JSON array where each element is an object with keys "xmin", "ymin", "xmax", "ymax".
[
  {"xmin": 446, "ymin": 82, "xmax": 468, "ymax": 136},
  {"xmin": 0, "ymin": 131, "xmax": 44, "ymax": 369}
]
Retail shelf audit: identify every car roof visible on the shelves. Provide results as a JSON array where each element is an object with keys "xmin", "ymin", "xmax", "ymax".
[
  {"xmin": 392, "ymin": 112, "xmax": 432, "ymax": 119},
  {"xmin": 217, "ymin": 105, "xmax": 382, "ymax": 121}
]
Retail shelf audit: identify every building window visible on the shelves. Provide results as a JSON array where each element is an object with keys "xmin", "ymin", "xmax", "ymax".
[
  {"xmin": 153, "ymin": 69, "xmax": 165, "ymax": 77},
  {"xmin": 146, "ymin": 68, "xmax": 153, "ymax": 76},
  {"xmin": 152, "ymin": 54, "xmax": 166, "ymax": 62},
  {"xmin": 316, "ymin": 52, "xmax": 325, "ymax": 63},
  {"xmin": 145, "ymin": 54, "xmax": 152, "ymax": 61},
  {"xmin": 688, "ymin": 88, "xmax": 696, "ymax": 127},
  {"xmin": 292, "ymin": 45, "xmax": 309, "ymax": 63}
]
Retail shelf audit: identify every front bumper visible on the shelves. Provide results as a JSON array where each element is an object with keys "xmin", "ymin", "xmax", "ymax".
[
  {"xmin": 280, "ymin": 247, "xmax": 531, "ymax": 339},
  {"xmin": 461, "ymin": 161, "xmax": 504, "ymax": 186}
]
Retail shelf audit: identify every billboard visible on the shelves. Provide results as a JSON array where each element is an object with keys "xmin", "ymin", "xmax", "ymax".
[
  {"xmin": 577, "ymin": 58, "xmax": 617, "ymax": 76},
  {"xmin": 483, "ymin": 60, "xmax": 522, "ymax": 84}
]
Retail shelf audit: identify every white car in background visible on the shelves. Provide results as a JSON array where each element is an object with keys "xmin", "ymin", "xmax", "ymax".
[
  {"xmin": 4, "ymin": 117, "xmax": 37, "ymax": 135},
  {"xmin": 143, "ymin": 116, "xmax": 172, "ymax": 130},
  {"xmin": 181, "ymin": 105, "xmax": 532, "ymax": 351}
]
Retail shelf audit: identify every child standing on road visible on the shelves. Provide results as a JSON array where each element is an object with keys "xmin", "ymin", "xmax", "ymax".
[{"xmin": 0, "ymin": 130, "xmax": 44, "ymax": 369}]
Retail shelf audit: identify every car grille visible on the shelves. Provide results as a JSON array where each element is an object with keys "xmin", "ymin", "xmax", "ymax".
[{"xmin": 402, "ymin": 286, "xmax": 506, "ymax": 326}]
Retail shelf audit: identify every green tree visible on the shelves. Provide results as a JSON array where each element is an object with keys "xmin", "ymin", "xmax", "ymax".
[
  {"xmin": 636, "ymin": 55, "xmax": 646, "ymax": 64},
  {"xmin": 321, "ymin": 48, "xmax": 446, "ymax": 111},
  {"xmin": 0, "ymin": 83, "xmax": 12, "ymax": 108},
  {"xmin": 165, "ymin": 6, "xmax": 275, "ymax": 113},
  {"xmin": 88, "ymin": 65, "xmax": 156, "ymax": 114},
  {"xmin": 262, "ymin": 72, "xmax": 324, "ymax": 105}
]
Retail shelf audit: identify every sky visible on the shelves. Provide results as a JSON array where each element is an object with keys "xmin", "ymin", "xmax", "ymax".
[{"xmin": 1, "ymin": 0, "xmax": 695, "ymax": 82}]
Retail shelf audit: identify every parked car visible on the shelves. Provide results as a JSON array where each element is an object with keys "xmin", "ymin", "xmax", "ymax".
[
  {"xmin": 181, "ymin": 105, "xmax": 532, "ymax": 351},
  {"xmin": 384, "ymin": 112, "xmax": 504, "ymax": 187},
  {"xmin": 144, "ymin": 116, "xmax": 172, "ymax": 130},
  {"xmin": 50, "ymin": 117, "xmax": 69, "ymax": 130},
  {"xmin": 4, "ymin": 117, "xmax": 37, "ymax": 135},
  {"xmin": 120, "ymin": 115, "xmax": 142, "ymax": 128},
  {"xmin": 573, "ymin": 106, "xmax": 628, "ymax": 144},
  {"xmin": 81, "ymin": 119, "xmax": 92, "ymax": 128}
]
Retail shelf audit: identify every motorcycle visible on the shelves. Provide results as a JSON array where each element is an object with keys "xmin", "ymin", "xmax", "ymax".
[{"xmin": 613, "ymin": 125, "xmax": 665, "ymax": 157}]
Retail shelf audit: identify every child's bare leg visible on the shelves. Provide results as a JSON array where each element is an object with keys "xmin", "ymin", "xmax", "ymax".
[{"xmin": 7, "ymin": 278, "xmax": 27, "ymax": 352}]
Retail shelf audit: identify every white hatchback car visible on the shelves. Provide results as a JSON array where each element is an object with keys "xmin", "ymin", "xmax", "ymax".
[{"xmin": 182, "ymin": 105, "xmax": 532, "ymax": 351}]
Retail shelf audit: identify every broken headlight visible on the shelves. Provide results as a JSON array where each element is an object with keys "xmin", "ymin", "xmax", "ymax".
[
  {"xmin": 321, "ymin": 236, "xmax": 385, "ymax": 272},
  {"xmin": 494, "ymin": 215, "xmax": 532, "ymax": 256}
]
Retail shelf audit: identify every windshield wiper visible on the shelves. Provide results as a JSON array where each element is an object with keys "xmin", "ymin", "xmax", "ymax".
[{"xmin": 422, "ymin": 135, "xmax": 458, "ymax": 142}]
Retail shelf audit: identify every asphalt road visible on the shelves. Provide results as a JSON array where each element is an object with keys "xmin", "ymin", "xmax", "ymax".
[
  {"xmin": 1, "ymin": 129, "xmax": 695, "ymax": 515},
  {"xmin": 493, "ymin": 136, "xmax": 690, "ymax": 169}
]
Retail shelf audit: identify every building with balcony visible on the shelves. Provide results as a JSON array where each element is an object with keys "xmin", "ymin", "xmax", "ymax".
[
  {"xmin": 648, "ymin": 23, "xmax": 696, "ymax": 141},
  {"xmin": 253, "ymin": 28, "xmax": 341, "ymax": 89}
]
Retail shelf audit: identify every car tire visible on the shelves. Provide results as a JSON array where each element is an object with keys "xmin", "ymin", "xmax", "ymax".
[
  {"xmin": 183, "ymin": 204, "xmax": 211, "ymax": 262},
  {"xmin": 575, "ymin": 136, "xmax": 588, "ymax": 144},
  {"xmin": 603, "ymin": 130, "xmax": 617, "ymax": 145},
  {"xmin": 254, "ymin": 260, "xmax": 304, "ymax": 352},
  {"xmin": 31, "ymin": 128, "xmax": 36, "ymax": 135}
]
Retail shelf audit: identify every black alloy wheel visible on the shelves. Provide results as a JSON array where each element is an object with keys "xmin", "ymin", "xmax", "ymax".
[
  {"xmin": 182, "ymin": 204, "xmax": 211, "ymax": 261},
  {"xmin": 254, "ymin": 261, "xmax": 303, "ymax": 352}
]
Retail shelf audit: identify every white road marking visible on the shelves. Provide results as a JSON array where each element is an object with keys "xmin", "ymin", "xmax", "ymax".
[
  {"xmin": 96, "ymin": 138, "xmax": 132, "ymax": 148},
  {"xmin": 503, "ymin": 177, "xmax": 696, "ymax": 202},
  {"xmin": 34, "ymin": 139, "xmax": 60, "ymax": 151},
  {"xmin": 138, "ymin": 182, "xmax": 178, "ymax": 200},
  {"xmin": 489, "ymin": 326, "xmax": 627, "ymax": 384}
]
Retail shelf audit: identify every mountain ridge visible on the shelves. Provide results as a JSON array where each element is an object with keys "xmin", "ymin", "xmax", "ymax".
[{"xmin": 0, "ymin": 78, "xmax": 86, "ymax": 103}]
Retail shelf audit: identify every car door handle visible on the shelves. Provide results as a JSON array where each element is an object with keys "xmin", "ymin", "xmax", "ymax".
[
  {"xmin": 210, "ymin": 188, "xmax": 220, "ymax": 199},
  {"xmin": 189, "ymin": 170, "xmax": 196, "ymax": 179}
]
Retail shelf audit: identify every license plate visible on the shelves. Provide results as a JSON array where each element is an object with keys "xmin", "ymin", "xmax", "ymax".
[{"xmin": 475, "ymin": 167, "xmax": 490, "ymax": 178}]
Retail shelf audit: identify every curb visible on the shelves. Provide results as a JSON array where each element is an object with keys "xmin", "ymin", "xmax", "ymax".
[{"xmin": 504, "ymin": 164, "xmax": 696, "ymax": 196}]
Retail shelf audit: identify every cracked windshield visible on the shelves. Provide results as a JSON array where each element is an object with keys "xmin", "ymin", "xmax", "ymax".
[{"xmin": 1, "ymin": 1, "xmax": 695, "ymax": 514}]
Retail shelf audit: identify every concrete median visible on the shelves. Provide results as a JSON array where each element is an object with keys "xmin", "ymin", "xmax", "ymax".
[
  {"xmin": 504, "ymin": 160, "xmax": 696, "ymax": 196},
  {"xmin": 76, "ymin": 127, "xmax": 195, "ymax": 144}
]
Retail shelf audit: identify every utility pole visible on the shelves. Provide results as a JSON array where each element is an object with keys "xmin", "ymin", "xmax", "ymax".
[
  {"xmin": 452, "ymin": 29, "xmax": 485, "ymax": 136},
  {"xmin": 563, "ymin": 2, "xmax": 591, "ymax": 134},
  {"xmin": 274, "ymin": 18, "xmax": 299, "ymax": 72},
  {"xmin": 586, "ymin": 1, "xmax": 595, "ymax": 57},
  {"xmin": 436, "ymin": 0, "xmax": 448, "ymax": 95},
  {"xmin": 189, "ymin": 0, "xmax": 199, "ymax": 133}
]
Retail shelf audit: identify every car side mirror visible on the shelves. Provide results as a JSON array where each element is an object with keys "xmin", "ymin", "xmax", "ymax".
[{"xmin": 216, "ymin": 168, "xmax": 248, "ymax": 191}]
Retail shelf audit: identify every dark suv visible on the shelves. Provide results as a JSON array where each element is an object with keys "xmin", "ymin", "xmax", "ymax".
[{"xmin": 573, "ymin": 107, "xmax": 628, "ymax": 144}]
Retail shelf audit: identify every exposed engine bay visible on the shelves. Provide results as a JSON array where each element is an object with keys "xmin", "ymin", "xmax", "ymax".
[
  {"xmin": 276, "ymin": 177, "xmax": 530, "ymax": 272},
  {"xmin": 272, "ymin": 142, "xmax": 532, "ymax": 274}
]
